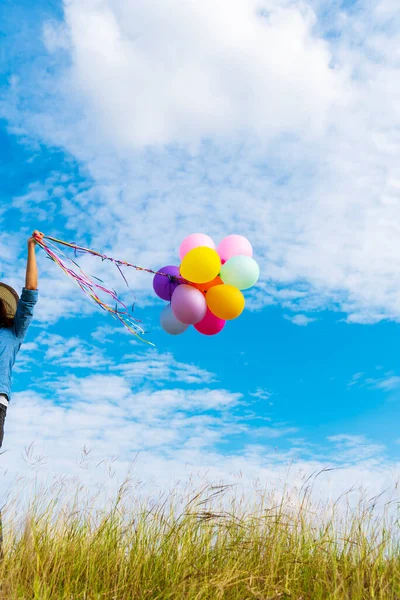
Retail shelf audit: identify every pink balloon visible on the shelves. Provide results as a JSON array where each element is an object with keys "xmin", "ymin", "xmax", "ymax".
[
  {"xmin": 171, "ymin": 285, "xmax": 207, "ymax": 325},
  {"xmin": 217, "ymin": 235, "xmax": 253, "ymax": 263},
  {"xmin": 194, "ymin": 309, "xmax": 226, "ymax": 336},
  {"xmin": 179, "ymin": 233, "xmax": 216, "ymax": 261}
]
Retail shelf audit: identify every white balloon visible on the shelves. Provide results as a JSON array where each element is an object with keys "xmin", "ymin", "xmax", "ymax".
[{"xmin": 160, "ymin": 304, "xmax": 189, "ymax": 335}]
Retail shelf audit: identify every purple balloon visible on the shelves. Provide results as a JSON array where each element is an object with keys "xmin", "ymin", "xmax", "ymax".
[
  {"xmin": 171, "ymin": 285, "xmax": 207, "ymax": 325},
  {"xmin": 153, "ymin": 266, "xmax": 181, "ymax": 301}
]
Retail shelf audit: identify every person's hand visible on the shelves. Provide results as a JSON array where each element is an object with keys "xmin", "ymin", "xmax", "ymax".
[{"xmin": 28, "ymin": 231, "xmax": 44, "ymax": 247}]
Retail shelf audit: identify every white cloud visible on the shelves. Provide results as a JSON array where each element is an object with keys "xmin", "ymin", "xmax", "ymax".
[
  {"xmin": 348, "ymin": 372, "xmax": 364, "ymax": 387},
  {"xmin": 253, "ymin": 425, "xmax": 298, "ymax": 439},
  {"xmin": 42, "ymin": 19, "xmax": 70, "ymax": 52},
  {"xmin": 54, "ymin": 377, "xmax": 241, "ymax": 415},
  {"xmin": 285, "ymin": 314, "xmax": 317, "ymax": 326},
  {"xmin": 249, "ymin": 388, "xmax": 272, "ymax": 401},
  {"xmin": 347, "ymin": 371, "xmax": 400, "ymax": 392},
  {"xmin": 37, "ymin": 332, "xmax": 112, "ymax": 369},
  {"xmin": 114, "ymin": 350, "xmax": 215, "ymax": 385},
  {"xmin": 327, "ymin": 434, "xmax": 386, "ymax": 464},
  {"xmin": 50, "ymin": 0, "xmax": 342, "ymax": 149},
  {"xmin": 54, "ymin": 373, "xmax": 132, "ymax": 404},
  {"xmin": 91, "ymin": 324, "xmax": 120, "ymax": 343},
  {"xmin": 13, "ymin": 342, "xmax": 39, "ymax": 373},
  {"xmin": 372, "ymin": 376, "xmax": 400, "ymax": 392}
]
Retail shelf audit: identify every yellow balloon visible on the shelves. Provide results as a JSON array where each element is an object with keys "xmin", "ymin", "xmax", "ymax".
[
  {"xmin": 180, "ymin": 247, "xmax": 221, "ymax": 284},
  {"xmin": 206, "ymin": 285, "xmax": 245, "ymax": 320}
]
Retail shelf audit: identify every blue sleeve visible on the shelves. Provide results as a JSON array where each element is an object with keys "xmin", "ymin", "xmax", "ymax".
[{"xmin": 12, "ymin": 288, "xmax": 38, "ymax": 340}]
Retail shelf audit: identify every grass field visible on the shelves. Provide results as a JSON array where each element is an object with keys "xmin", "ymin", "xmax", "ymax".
[{"xmin": 0, "ymin": 476, "xmax": 399, "ymax": 599}]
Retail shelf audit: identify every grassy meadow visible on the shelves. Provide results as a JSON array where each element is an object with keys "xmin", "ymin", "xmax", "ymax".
[{"xmin": 0, "ymin": 476, "xmax": 400, "ymax": 599}]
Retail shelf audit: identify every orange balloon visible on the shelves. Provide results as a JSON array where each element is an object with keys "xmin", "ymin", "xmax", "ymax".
[
  {"xmin": 206, "ymin": 285, "xmax": 245, "ymax": 320},
  {"xmin": 192, "ymin": 276, "xmax": 223, "ymax": 293}
]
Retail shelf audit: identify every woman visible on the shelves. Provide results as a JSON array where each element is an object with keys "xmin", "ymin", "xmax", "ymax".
[{"xmin": 0, "ymin": 230, "xmax": 43, "ymax": 449}]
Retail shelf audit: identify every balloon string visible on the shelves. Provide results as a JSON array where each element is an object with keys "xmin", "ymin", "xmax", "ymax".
[
  {"xmin": 38, "ymin": 234, "xmax": 186, "ymax": 282},
  {"xmin": 34, "ymin": 233, "xmax": 156, "ymax": 345}
]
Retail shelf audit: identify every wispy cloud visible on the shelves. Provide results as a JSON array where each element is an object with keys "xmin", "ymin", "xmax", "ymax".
[
  {"xmin": 284, "ymin": 314, "xmax": 317, "ymax": 327},
  {"xmin": 327, "ymin": 434, "xmax": 386, "ymax": 464},
  {"xmin": 253, "ymin": 425, "xmax": 298, "ymax": 439},
  {"xmin": 348, "ymin": 371, "xmax": 400, "ymax": 392},
  {"xmin": 114, "ymin": 350, "xmax": 216, "ymax": 385},
  {"xmin": 38, "ymin": 332, "xmax": 112, "ymax": 369},
  {"xmin": 249, "ymin": 388, "xmax": 272, "ymax": 401},
  {"xmin": 348, "ymin": 372, "xmax": 364, "ymax": 387},
  {"xmin": 369, "ymin": 376, "xmax": 400, "ymax": 392}
]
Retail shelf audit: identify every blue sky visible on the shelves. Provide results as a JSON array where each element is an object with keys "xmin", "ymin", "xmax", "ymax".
[{"xmin": 1, "ymin": 0, "xmax": 400, "ymax": 502}]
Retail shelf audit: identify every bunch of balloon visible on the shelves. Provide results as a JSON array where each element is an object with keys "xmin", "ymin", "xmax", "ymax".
[{"xmin": 154, "ymin": 233, "xmax": 259, "ymax": 337}]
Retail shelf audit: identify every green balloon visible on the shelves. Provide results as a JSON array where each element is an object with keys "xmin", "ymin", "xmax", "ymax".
[{"xmin": 220, "ymin": 256, "xmax": 260, "ymax": 290}]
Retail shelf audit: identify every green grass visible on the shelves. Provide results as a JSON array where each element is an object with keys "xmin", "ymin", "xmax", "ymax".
[{"xmin": 1, "ymin": 477, "xmax": 400, "ymax": 599}]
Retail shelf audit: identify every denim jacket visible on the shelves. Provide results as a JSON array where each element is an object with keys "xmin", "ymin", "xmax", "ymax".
[{"xmin": 0, "ymin": 288, "xmax": 38, "ymax": 401}]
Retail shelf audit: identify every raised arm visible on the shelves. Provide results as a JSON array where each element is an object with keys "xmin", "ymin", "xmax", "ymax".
[
  {"xmin": 25, "ymin": 231, "xmax": 43, "ymax": 290},
  {"xmin": 12, "ymin": 231, "xmax": 43, "ymax": 340}
]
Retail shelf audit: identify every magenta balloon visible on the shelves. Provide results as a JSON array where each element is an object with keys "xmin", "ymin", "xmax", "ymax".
[
  {"xmin": 194, "ymin": 309, "xmax": 226, "ymax": 336},
  {"xmin": 179, "ymin": 233, "xmax": 216, "ymax": 261},
  {"xmin": 217, "ymin": 235, "xmax": 253, "ymax": 263},
  {"xmin": 171, "ymin": 285, "xmax": 207, "ymax": 325},
  {"xmin": 153, "ymin": 266, "xmax": 181, "ymax": 301}
]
